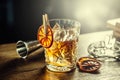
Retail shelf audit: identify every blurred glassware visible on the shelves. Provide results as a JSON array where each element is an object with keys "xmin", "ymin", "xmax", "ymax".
[
  {"xmin": 88, "ymin": 34, "xmax": 120, "ymax": 61},
  {"xmin": 88, "ymin": 19, "xmax": 120, "ymax": 61}
]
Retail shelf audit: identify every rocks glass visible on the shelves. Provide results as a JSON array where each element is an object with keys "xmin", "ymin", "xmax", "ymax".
[{"xmin": 45, "ymin": 19, "xmax": 81, "ymax": 72}]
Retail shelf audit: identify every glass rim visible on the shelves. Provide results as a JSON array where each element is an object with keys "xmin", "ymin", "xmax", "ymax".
[{"xmin": 49, "ymin": 19, "xmax": 81, "ymax": 26}]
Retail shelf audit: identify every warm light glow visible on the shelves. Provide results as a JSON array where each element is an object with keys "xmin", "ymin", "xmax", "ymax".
[
  {"xmin": 73, "ymin": 0, "xmax": 116, "ymax": 29},
  {"xmin": 47, "ymin": 0, "xmax": 120, "ymax": 33}
]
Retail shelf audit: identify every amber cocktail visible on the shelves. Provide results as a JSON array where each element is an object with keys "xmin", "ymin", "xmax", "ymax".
[{"xmin": 45, "ymin": 19, "xmax": 80, "ymax": 72}]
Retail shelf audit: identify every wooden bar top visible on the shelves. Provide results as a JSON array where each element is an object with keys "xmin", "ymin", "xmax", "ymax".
[{"xmin": 0, "ymin": 31, "xmax": 120, "ymax": 80}]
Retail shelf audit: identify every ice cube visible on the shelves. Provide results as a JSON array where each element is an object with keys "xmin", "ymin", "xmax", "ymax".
[
  {"xmin": 53, "ymin": 23, "xmax": 61, "ymax": 30},
  {"xmin": 59, "ymin": 29, "xmax": 66, "ymax": 41},
  {"xmin": 61, "ymin": 30, "xmax": 68, "ymax": 41},
  {"xmin": 68, "ymin": 29, "xmax": 75, "ymax": 35},
  {"xmin": 53, "ymin": 24, "xmax": 78, "ymax": 41},
  {"xmin": 53, "ymin": 30, "xmax": 61, "ymax": 41},
  {"xmin": 64, "ymin": 29, "xmax": 76, "ymax": 41}
]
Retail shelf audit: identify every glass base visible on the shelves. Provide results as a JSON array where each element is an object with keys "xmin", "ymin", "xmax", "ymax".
[{"xmin": 46, "ymin": 64, "xmax": 76, "ymax": 72}]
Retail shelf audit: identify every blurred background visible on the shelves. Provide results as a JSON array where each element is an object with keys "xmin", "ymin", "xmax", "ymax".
[{"xmin": 0, "ymin": 0, "xmax": 120, "ymax": 44}]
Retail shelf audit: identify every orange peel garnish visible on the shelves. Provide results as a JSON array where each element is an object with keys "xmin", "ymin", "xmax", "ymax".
[
  {"xmin": 37, "ymin": 14, "xmax": 53, "ymax": 48},
  {"xmin": 77, "ymin": 57, "xmax": 101, "ymax": 72},
  {"xmin": 37, "ymin": 25, "xmax": 53, "ymax": 48}
]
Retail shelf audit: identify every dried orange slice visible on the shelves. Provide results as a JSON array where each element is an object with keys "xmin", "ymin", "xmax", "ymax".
[
  {"xmin": 37, "ymin": 25, "xmax": 53, "ymax": 48},
  {"xmin": 77, "ymin": 57, "xmax": 101, "ymax": 72}
]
